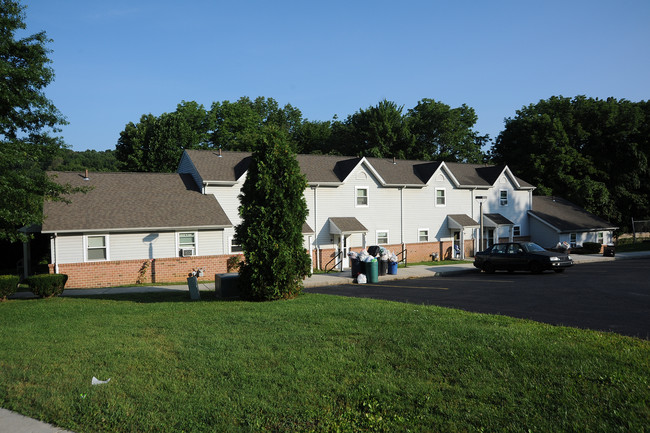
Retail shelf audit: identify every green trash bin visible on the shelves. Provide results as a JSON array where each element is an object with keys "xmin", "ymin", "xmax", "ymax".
[{"xmin": 366, "ymin": 259, "xmax": 379, "ymax": 284}]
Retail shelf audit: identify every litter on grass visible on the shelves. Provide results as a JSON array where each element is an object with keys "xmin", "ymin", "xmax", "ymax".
[{"xmin": 92, "ymin": 377, "xmax": 111, "ymax": 385}]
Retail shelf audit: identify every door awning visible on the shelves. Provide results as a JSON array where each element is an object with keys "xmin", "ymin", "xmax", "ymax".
[
  {"xmin": 447, "ymin": 214, "xmax": 480, "ymax": 229},
  {"xmin": 483, "ymin": 213, "xmax": 514, "ymax": 228},
  {"xmin": 328, "ymin": 217, "xmax": 368, "ymax": 235},
  {"xmin": 302, "ymin": 222, "xmax": 315, "ymax": 234}
]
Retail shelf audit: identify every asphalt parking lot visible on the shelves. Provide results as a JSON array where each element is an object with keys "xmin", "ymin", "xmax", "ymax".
[{"xmin": 305, "ymin": 259, "xmax": 650, "ymax": 339}]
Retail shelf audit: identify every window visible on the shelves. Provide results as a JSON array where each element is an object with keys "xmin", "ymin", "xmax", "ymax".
[
  {"xmin": 356, "ymin": 187, "xmax": 369, "ymax": 207},
  {"xmin": 229, "ymin": 237, "xmax": 243, "ymax": 253},
  {"xmin": 418, "ymin": 229, "xmax": 429, "ymax": 242},
  {"xmin": 499, "ymin": 189, "xmax": 508, "ymax": 206},
  {"xmin": 87, "ymin": 235, "xmax": 108, "ymax": 261},
  {"xmin": 435, "ymin": 188, "xmax": 446, "ymax": 206},
  {"xmin": 513, "ymin": 226, "xmax": 521, "ymax": 237},
  {"xmin": 179, "ymin": 232, "xmax": 196, "ymax": 256},
  {"xmin": 597, "ymin": 232, "xmax": 604, "ymax": 244},
  {"xmin": 376, "ymin": 230, "xmax": 389, "ymax": 244},
  {"xmin": 570, "ymin": 233, "xmax": 577, "ymax": 247}
]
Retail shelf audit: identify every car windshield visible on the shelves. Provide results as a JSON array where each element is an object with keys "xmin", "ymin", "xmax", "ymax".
[{"xmin": 521, "ymin": 242, "xmax": 546, "ymax": 252}]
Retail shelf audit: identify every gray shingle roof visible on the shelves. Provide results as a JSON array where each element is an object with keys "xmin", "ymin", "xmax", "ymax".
[
  {"xmin": 484, "ymin": 213, "xmax": 515, "ymax": 226},
  {"xmin": 328, "ymin": 217, "xmax": 368, "ymax": 234},
  {"xmin": 42, "ymin": 172, "xmax": 232, "ymax": 232},
  {"xmin": 528, "ymin": 196, "xmax": 617, "ymax": 233},
  {"xmin": 447, "ymin": 214, "xmax": 480, "ymax": 228},
  {"xmin": 182, "ymin": 150, "xmax": 535, "ymax": 189}
]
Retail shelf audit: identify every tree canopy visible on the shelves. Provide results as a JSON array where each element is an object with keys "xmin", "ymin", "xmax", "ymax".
[
  {"xmin": 235, "ymin": 128, "xmax": 311, "ymax": 301},
  {"xmin": 492, "ymin": 95, "xmax": 650, "ymax": 230},
  {"xmin": 115, "ymin": 97, "xmax": 488, "ymax": 171},
  {"xmin": 0, "ymin": 0, "xmax": 81, "ymax": 242}
]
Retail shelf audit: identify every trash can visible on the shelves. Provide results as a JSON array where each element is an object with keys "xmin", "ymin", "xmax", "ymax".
[
  {"xmin": 366, "ymin": 260, "xmax": 379, "ymax": 284},
  {"xmin": 367, "ymin": 245, "xmax": 381, "ymax": 257},
  {"xmin": 603, "ymin": 245, "xmax": 615, "ymax": 257},
  {"xmin": 350, "ymin": 258, "xmax": 360, "ymax": 278},
  {"xmin": 379, "ymin": 259, "xmax": 388, "ymax": 276},
  {"xmin": 388, "ymin": 261, "xmax": 398, "ymax": 275}
]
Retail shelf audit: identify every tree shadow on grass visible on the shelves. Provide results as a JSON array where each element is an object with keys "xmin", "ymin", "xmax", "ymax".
[{"xmin": 10, "ymin": 290, "xmax": 241, "ymax": 304}]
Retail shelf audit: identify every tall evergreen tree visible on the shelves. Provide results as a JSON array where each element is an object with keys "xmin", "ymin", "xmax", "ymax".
[
  {"xmin": 235, "ymin": 128, "xmax": 311, "ymax": 301},
  {"xmin": 0, "ymin": 0, "xmax": 81, "ymax": 242}
]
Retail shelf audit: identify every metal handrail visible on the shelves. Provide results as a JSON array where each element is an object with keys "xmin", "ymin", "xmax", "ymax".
[
  {"xmin": 396, "ymin": 245, "xmax": 407, "ymax": 267},
  {"xmin": 324, "ymin": 250, "xmax": 343, "ymax": 273}
]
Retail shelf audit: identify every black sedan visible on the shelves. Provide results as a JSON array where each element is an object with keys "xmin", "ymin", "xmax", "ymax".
[{"xmin": 474, "ymin": 242, "xmax": 573, "ymax": 274}]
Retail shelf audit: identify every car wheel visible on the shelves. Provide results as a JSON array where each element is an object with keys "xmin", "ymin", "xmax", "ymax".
[
  {"xmin": 483, "ymin": 262, "xmax": 495, "ymax": 274},
  {"xmin": 554, "ymin": 269, "xmax": 565, "ymax": 273},
  {"xmin": 530, "ymin": 262, "xmax": 544, "ymax": 274}
]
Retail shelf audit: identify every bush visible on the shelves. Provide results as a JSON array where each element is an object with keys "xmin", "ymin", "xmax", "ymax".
[
  {"xmin": 0, "ymin": 275, "xmax": 20, "ymax": 300},
  {"xmin": 26, "ymin": 274, "xmax": 68, "ymax": 298},
  {"xmin": 582, "ymin": 242, "xmax": 602, "ymax": 254}
]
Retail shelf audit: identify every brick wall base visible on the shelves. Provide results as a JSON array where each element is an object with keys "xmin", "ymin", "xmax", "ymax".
[
  {"xmin": 314, "ymin": 240, "xmax": 477, "ymax": 270},
  {"xmin": 51, "ymin": 255, "xmax": 238, "ymax": 289}
]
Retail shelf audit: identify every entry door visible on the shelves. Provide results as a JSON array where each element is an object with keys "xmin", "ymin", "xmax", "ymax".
[{"xmin": 453, "ymin": 231, "xmax": 461, "ymax": 258}]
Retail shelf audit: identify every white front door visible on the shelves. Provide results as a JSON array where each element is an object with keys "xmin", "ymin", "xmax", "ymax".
[{"xmin": 337, "ymin": 235, "xmax": 350, "ymax": 269}]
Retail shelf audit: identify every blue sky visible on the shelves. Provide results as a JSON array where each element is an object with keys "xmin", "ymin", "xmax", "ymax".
[{"xmin": 23, "ymin": 0, "xmax": 650, "ymax": 152}]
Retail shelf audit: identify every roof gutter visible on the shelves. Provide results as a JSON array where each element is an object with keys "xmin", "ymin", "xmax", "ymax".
[{"xmin": 41, "ymin": 224, "xmax": 233, "ymax": 234}]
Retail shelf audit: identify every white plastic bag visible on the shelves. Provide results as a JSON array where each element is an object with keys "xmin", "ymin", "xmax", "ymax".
[
  {"xmin": 92, "ymin": 377, "xmax": 111, "ymax": 386},
  {"xmin": 357, "ymin": 273, "xmax": 367, "ymax": 284}
]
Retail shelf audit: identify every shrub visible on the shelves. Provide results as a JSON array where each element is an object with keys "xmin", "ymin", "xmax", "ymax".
[
  {"xmin": 582, "ymin": 242, "xmax": 602, "ymax": 254},
  {"xmin": 26, "ymin": 274, "xmax": 68, "ymax": 298},
  {"xmin": 0, "ymin": 275, "xmax": 20, "ymax": 300}
]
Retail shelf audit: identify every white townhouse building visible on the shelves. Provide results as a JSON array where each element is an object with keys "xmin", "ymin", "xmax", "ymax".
[{"xmin": 36, "ymin": 150, "xmax": 614, "ymax": 288}]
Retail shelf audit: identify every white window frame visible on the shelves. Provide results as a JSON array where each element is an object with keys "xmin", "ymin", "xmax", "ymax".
[
  {"xmin": 597, "ymin": 232, "xmax": 604, "ymax": 244},
  {"xmin": 418, "ymin": 228, "xmax": 429, "ymax": 242},
  {"xmin": 570, "ymin": 233, "xmax": 577, "ymax": 248},
  {"xmin": 499, "ymin": 189, "xmax": 509, "ymax": 206},
  {"xmin": 513, "ymin": 225, "xmax": 521, "ymax": 237},
  {"xmin": 177, "ymin": 231, "xmax": 198, "ymax": 257},
  {"xmin": 376, "ymin": 230, "xmax": 389, "ymax": 245},
  {"xmin": 355, "ymin": 186, "xmax": 369, "ymax": 208},
  {"xmin": 85, "ymin": 234, "xmax": 109, "ymax": 262},
  {"xmin": 229, "ymin": 236, "xmax": 243, "ymax": 254},
  {"xmin": 435, "ymin": 188, "xmax": 446, "ymax": 207}
]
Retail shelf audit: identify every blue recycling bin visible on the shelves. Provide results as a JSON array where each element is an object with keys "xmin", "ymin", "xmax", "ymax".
[{"xmin": 388, "ymin": 261, "xmax": 398, "ymax": 275}]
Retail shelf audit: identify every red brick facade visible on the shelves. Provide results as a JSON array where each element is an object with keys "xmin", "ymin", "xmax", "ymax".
[{"xmin": 50, "ymin": 254, "xmax": 239, "ymax": 289}]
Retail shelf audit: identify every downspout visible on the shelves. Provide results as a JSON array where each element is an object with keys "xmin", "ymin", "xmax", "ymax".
[
  {"xmin": 400, "ymin": 186, "xmax": 405, "ymax": 246},
  {"xmin": 52, "ymin": 233, "xmax": 59, "ymax": 274},
  {"xmin": 312, "ymin": 186, "xmax": 319, "ymax": 270}
]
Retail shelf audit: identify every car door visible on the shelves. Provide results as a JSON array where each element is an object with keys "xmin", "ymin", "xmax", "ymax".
[
  {"xmin": 506, "ymin": 243, "xmax": 527, "ymax": 271},
  {"xmin": 490, "ymin": 244, "xmax": 508, "ymax": 269}
]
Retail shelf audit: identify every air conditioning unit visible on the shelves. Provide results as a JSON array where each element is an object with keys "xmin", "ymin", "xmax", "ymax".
[{"xmin": 180, "ymin": 248, "xmax": 195, "ymax": 257}]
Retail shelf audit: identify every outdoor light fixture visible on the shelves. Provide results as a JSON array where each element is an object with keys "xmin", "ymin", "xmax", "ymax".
[{"xmin": 475, "ymin": 195, "xmax": 487, "ymax": 251}]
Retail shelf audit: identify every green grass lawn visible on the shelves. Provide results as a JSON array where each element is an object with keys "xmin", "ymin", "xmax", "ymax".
[{"xmin": 1, "ymin": 293, "xmax": 648, "ymax": 432}]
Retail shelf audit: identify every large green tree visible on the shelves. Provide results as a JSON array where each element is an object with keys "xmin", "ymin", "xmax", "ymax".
[
  {"xmin": 208, "ymin": 96, "xmax": 303, "ymax": 151},
  {"xmin": 407, "ymin": 99, "xmax": 487, "ymax": 163},
  {"xmin": 115, "ymin": 101, "xmax": 211, "ymax": 172},
  {"xmin": 492, "ymin": 95, "xmax": 650, "ymax": 230},
  {"xmin": 0, "ymin": 0, "xmax": 79, "ymax": 242},
  {"xmin": 235, "ymin": 128, "xmax": 311, "ymax": 301},
  {"xmin": 331, "ymin": 99, "xmax": 415, "ymax": 158}
]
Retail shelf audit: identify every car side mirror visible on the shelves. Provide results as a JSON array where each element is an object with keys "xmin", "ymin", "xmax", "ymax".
[{"xmin": 518, "ymin": 249, "xmax": 524, "ymax": 254}]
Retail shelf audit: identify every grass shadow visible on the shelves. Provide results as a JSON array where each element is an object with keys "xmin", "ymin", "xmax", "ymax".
[{"xmin": 11, "ymin": 290, "xmax": 242, "ymax": 304}]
